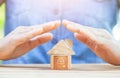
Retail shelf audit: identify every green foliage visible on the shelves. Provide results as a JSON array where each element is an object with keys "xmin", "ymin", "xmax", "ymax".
[
  {"xmin": 0, "ymin": 4, "xmax": 5, "ymax": 38},
  {"xmin": 0, "ymin": 4, "xmax": 5, "ymax": 64}
]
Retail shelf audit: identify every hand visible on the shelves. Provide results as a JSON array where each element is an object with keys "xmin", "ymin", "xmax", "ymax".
[
  {"xmin": 0, "ymin": 21, "xmax": 60, "ymax": 60},
  {"xmin": 63, "ymin": 20, "xmax": 120, "ymax": 65}
]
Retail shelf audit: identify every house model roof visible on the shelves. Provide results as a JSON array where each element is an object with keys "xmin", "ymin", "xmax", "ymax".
[{"xmin": 48, "ymin": 39, "xmax": 75, "ymax": 55}]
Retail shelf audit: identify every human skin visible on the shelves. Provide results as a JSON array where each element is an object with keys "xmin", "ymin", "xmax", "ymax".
[
  {"xmin": 63, "ymin": 20, "xmax": 120, "ymax": 65},
  {"xmin": 0, "ymin": 0, "xmax": 120, "ymax": 65},
  {"xmin": 0, "ymin": 21, "xmax": 60, "ymax": 60}
]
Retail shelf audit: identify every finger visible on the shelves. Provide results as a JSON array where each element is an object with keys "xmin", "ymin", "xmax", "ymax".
[
  {"xmin": 63, "ymin": 20, "xmax": 92, "ymax": 35},
  {"xmin": 29, "ymin": 33, "xmax": 53, "ymax": 49},
  {"xmin": 74, "ymin": 33, "xmax": 97, "ymax": 50},
  {"xmin": 11, "ymin": 33, "xmax": 53, "ymax": 59},
  {"xmin": 10, "ymin": 20, "xmax": 60, "ymax": 45},
  {"xmin": 63, "ymin": 20, "xmax": 96, "ymax": 40},
  {"xmin": 62, "ymin": 20, "xmax": 80, "ymax": 33},
  {"xmin": 28, "ymin": 20, "xmax": 60, "ymax": 39},
  {"xmin": 30, "ymin": 20, "xmax": 60, "ymax": 33},
  {"xmin": 63, "ymin": 20, "xmax": 112, "ymax": 39},
  {"xmin": 74, "ymin": 33, "xmax": 88, "ymax": 44},
  {"xmin": 63, "ymin": 20, "xmax": 97, "ymax": 34}
]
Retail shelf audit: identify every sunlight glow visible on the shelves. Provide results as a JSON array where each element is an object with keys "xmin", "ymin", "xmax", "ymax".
[{"xmin": 113, "ymin": 25, "xmax": 120, "ymax": 41}]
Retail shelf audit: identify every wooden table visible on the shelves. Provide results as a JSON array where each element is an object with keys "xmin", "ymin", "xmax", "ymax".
[{"xmin": 0, "ymin": 64, "xmax": 120, "ymax": 78}]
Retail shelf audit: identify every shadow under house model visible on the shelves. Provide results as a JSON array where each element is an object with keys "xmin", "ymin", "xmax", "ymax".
[{"xmin": 48, "ymin": 39, "xmax": 75, "ymax": 70}]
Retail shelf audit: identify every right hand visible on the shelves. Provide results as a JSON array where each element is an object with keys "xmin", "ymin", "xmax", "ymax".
[
  {"xmin": 0, "ymin": 21, "xmax": 60, "ymax": 60},
  {"xmin": 63, "ymin": 20, "xmax": 120, "ymax": 65}
]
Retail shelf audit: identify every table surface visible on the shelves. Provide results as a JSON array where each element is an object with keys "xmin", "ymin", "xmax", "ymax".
[{"xmin": 0, "ymin": 64, "xmax": 120, "ymax": 78}]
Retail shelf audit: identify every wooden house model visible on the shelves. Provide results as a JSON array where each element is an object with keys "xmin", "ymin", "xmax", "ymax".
[{"xmin": 48, "ymin": 39, "xmax": 75, "ymax": 70}]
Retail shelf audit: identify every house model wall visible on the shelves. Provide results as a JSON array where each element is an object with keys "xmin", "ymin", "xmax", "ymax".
[{"xmin": 48, "ymin": 39, "xmax": 75, "ymax": 70}]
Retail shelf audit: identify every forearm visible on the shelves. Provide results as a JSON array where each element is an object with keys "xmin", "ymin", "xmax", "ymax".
[
  {"xmin": 0, "ymin": 37, "xmax": 15, "ymax": 60},
  {"xmin": 107, "ymin": 41, "xmax": 120, "ymax": 65},
  {"xmin": 0, "ymin": 38, "xmax": 7, "ymax": 60},
  {"xmin": 95, "ymin": 40, "xmax": 120, "ymax": 65}
]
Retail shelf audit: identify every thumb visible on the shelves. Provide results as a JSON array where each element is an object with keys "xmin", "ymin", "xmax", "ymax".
[
  {"xmin": 29, "ymin": 33, "xmax": 53, "ymax": 49},
  {"xmin": 74, "ymin": 33, "xmax": 88, "ymax": 44},
  {"xmin": 74, "ymin": 33, "xmax": 97, "ymax": 50},
  {"xmin": 7, "ymin": 33, "xmax": 53, "ymax": 60}
]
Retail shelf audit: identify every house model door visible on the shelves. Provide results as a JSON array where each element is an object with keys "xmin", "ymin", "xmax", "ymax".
[{"xmin": 54, "ymin": 56, "xmax": 68, "ymax": 70}]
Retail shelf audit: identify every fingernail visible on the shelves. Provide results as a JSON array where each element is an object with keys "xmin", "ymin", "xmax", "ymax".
[
  {"xmin": 63, "ymin": 19, "xmax": 69, "ymax": 23},
  {"xmin": 43, "ymin": 33, "xmax": 53, "ymax": 37},
  {"xmin": 75, "ymin": 33, "xmax": 82, "ymax": 37},
  {"xmin": 67, "ymin": 24, "xmax": 74, "ymax": 29}
]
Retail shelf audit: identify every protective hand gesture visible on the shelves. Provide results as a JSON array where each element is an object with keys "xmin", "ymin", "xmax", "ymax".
[
  {"xmin": 0, "ymin": 21, "xmax": 60, "ymax": 60},
  {"xmin": 63, "ymin": 20, "xmax": 120, "ymax": 65}
]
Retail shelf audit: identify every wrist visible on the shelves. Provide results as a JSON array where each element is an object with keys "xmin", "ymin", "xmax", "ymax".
[{"xmin": 106, "ymin": 40, "xmax": 120, "ymax": 65}]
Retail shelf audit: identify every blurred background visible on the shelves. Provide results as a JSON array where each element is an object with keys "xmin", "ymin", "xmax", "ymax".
[
  {"xmin": 0, "ymin": 4, "xmax": 5, "ymax": 64},
  {"xmin": 1, "ymin": 5, "xmax": 120, "ymax": 41},
  {"xmin": 0, "ymin": 4, "xmax": 5, "ymax": 39},
  {"xmin": 0, "ymin": 4, "xmax": 120, "ymax": 64}
]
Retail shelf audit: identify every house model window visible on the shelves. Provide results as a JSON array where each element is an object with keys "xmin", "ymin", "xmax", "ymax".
[{"xmin": 48, "ymin": 39, "xmax": 75, "ymax": 70}]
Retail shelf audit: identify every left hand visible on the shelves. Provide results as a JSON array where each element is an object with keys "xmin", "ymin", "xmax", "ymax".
[
  {"xmin": 0, "ymin": 21, "xmax": 60, "ymax": 60},
  {"xmin": 63, "ymin": 20, "xmax": 120, "ymax": 65}
]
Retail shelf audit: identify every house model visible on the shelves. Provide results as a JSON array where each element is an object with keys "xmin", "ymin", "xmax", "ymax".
[{"xmin": 48, "ymin": 39, "xmax": 75, "ymax": 70}]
